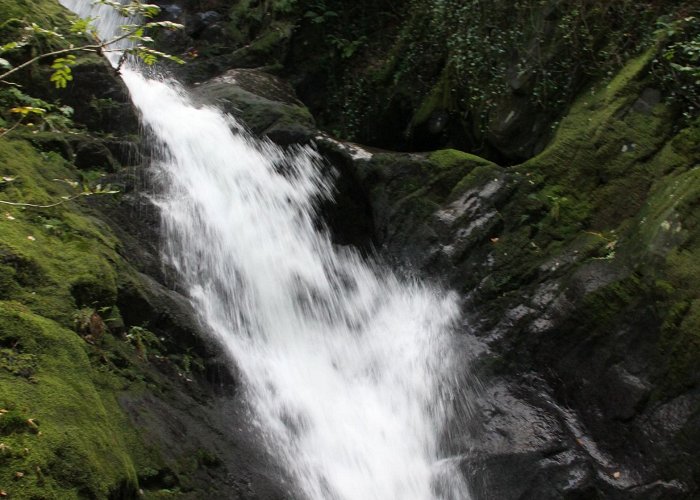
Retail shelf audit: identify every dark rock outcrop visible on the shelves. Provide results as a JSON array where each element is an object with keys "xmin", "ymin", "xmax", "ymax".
[{"xmin": 206, "ymin": 48, "xmax": 700, "ymax": 499}]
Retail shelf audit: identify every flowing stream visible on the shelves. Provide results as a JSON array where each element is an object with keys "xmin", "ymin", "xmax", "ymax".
[{"xmin": 60, "ymin": 2, "xmax": 473, "ymax": 498}]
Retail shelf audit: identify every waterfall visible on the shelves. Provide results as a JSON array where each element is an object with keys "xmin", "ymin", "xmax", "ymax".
[{"xmin": 60, "ymin": 2, "xmax": 473, "ymax": 498}]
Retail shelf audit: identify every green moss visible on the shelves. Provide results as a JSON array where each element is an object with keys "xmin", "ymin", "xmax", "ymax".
[
  {"xmin": 660, "ymin": 299, "xmax": 700, "ymax": 391},
  {"xmin": 0, "ymin": 347, "xmax": 37, "ymax": 380},
  {"xmin": 245, "ymin": 21, "xmax": 294, "ymax": 62},
  {"xmin": 0, "ymin": 138, "xmax": 120, "ymax": 324},
  {"xmin": 0, "ymin": 407, "xmax": 32, "ymax": 436},
  {"xmin": 580, "ymin": 275, "xmax": 646, "ymax": 327},
  {"xmin": 0, "ymin": 302, "xmax": 138, "ymax": 499},
  {"xmin": 0, "ymin": 264, "xmax": 19, "ymax": 299},
  {"xmin": 450, "ymin": 163, "xmax": 503, "ymax": 197},
  {"xmin": 411, "ymin": 68, "xmax": 456, "ymax": 128},
  {"xmin": 0, "ymin": 132, "xmax": 170, "ymax": 496},
  {"xmin": 428, "ymin": 149, "xmax": 495, "ymax": 171},
  {"xmin": 0, "ymin": 0, "xmax": 69, "ymax": 28},
  {"xmin": 521, "ymin": 48, "xmax": 657, "ymax": 182}
]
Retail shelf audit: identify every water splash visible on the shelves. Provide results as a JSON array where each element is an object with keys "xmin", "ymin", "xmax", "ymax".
[{"xmin": 60, "ymin": 2, "xmax": 473, "ymax": 498}]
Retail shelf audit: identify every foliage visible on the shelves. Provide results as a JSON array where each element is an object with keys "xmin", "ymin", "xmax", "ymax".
[
  {"xmin": 236, "ymin": 0, "xmax": 693, "ymax": 153},
  {"xmin": 0, "ymin": 87, "xmax": 74, "ymax": 135},
  {"xmin": 652, "ymin": 15, "xmax": 700, "ymax": 121},
  {"xmin": 0, "ymin": 0, "xmax": 184, "ymax": 138},
  {"xmin": 0, "ymin": 141, "xmax": 119, "ymax": 209},
  {"xmin": 48, "ymin": 54, "xmax": 76, "ymax": 88},
  {"xmin": 125, "ymin": 326, "xmax": 161, "ymax": 360},
  {"xmin": 0, "ymin": 1, "xmax": 185, "ymax": 82}
]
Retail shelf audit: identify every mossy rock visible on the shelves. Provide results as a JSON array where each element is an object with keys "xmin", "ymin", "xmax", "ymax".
[
  {"xmin": 193, "ymin": 68, "xmax": 315, "ymax": 141},
  {"xmin": 0, "ymin": 302, "xmax": 139, "ymax": 499}
]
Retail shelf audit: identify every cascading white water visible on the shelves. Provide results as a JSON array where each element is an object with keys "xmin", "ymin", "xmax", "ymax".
[{"xmin": 60, "ymin": 2, "xmax": 473, "ymax": 498}]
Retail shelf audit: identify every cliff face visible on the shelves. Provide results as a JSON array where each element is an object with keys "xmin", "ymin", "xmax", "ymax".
[
  {"xmin": 352, "ymin": 53, "xmax": 700, "ymax": 498},
  {"xmin": 168, "ymin": 1, "xmax": 699, "ymax": 496},
  {"xmin": 150, "ymin": 0, "xmax": 696, "ymax": 161},
  {"xmin": 0, "ymin": 0, "xmax": 698, "ymax": 499},
  {"xmin": 0, "ymin": 2, "xmax": 286, "ymax": 498}
]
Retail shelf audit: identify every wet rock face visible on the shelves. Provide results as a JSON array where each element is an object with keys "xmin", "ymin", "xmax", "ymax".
[
  {"xmin": 192, "ymin": 69, "xmax": 378, "ymax": 251},
  {"xmin": 177, "ymin": 44, "xmax": 700, "ymax": 497},
  {"xmin": 86, "ymin": 141, "xmax": 293, "ymax": 500},
  {"xmin": 192, "ymin": 69, "xmax": 316, "ymax": 144}
]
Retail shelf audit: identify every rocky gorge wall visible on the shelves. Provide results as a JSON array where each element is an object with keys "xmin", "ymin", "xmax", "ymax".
[
  {"xmin": 0, "ymin": 0, "xmax": 698, "ymax": 498},
  {"xmin": 0, "ymin": 1, "xmax": 289, "ymax": 498}
]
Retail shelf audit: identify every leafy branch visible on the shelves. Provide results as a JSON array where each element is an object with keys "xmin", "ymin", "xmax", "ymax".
[
  {"xmin": 0, "ymin": 0, "xmax": 185, "ymax": 209},
  {"xmin": 0, "ymin": 1, "xmax": 185, "ymax": 86},
  {"xmin": 0, "ymin": 178, "xmax": 119, "ymax": 209}
]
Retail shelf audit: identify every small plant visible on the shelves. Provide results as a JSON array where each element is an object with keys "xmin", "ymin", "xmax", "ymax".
[
  {"xmin": 125, "ymin": 326, "xmax": 161, "ymax": 360},
  {"xmin": 652, "ymin": 15, "xmax": 700, "ymax": 121},
  {"xmin": 73, "ymin": 308, "xmax": 106, "ymax": 343},
  {"xmin": 0, "ymin": 87, "xmax": 75, "ymax": 136},
  {"xmin": 0, "ymin": 1, "xmax": 185, "ymax": 136},
  {"xmin": 303, "ymin": 1, "xmax": 339, "ymax": 25},
  {"xmin": 0, "ymin": 177, "xmax": 119, "ymax": 209}
]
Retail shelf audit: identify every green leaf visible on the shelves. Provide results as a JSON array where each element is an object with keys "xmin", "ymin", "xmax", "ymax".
[
  {"xmin": 0, "ymin": 41, "xmax": 22, "ymax": 54},
  {"xmin": 49, "ymin": 54, "xmax": 76, "ymax": 88},
  {"xmin": 58, "ymin": 105, "xmax": 74, "ymax": 117},
  {"xmin": 143, "ymin": 21, "xmax": 184, "ymax": 31},
  {"xmin": 135, "ymin": 49, "xmax": 157, "ymax": 65},
  {"xmin": 132, "ymin": 47, "xmax": 185, "ymax": 66},
  {"xmin": 27, "ymin": 23, "xmax": 64, "ymax": 39},
  {"xmin": 0, "ymin": 58, "xmax": 11, "ymax": 69},
  {"xmin": 10, "ymin": 106, "xmax": 46, "ymax": 116},
  {"xmin": 142, "ymin": 4, "xmax": 162, "ymax": 18},
  {"xmin": 70, "ymin": 17, "xmax": 95, "ymax": 35}
]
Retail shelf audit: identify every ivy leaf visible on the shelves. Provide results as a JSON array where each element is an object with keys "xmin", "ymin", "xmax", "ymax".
[
  {"xmin": 135, "ymin": 48, "xmax": 157, "ymax": 65},
  {"xmin": 141, "ymin": 4, "xmax": 162, "ymax": 18}
]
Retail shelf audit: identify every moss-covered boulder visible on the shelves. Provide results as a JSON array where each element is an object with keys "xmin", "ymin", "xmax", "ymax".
[{"xmin": 193, "ymin": 68, "xmax": 315, "ymax": 144}]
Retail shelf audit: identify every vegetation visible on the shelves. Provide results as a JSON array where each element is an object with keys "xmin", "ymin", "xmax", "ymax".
[
  {"xmin": 0, "ymin": 0, "xmax": 183, "ymax": 139},
  {"xmin": 181, "ymin": 0, "xmax": 696, "ymax": 161},
  {"xmin": 0, "ymin": 0, "xmax": 697, "ymax": 496},
  {"xmin": 0, "ymin": 2, "xmax": 215, "ymax": 498}
]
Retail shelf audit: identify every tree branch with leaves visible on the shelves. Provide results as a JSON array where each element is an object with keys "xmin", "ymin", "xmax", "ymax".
[
  {"xmin": 0, "ymin": 0, "xmax": 185, "ymax": 208},
  {"xmin": 0, "ymin": 1, "xmax": 185, "ymax": 86}
]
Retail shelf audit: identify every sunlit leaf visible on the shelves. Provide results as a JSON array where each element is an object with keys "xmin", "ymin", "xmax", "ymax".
[{"xmin": 9, "ymin": 106, "xmax": 46, "ymax": 116}]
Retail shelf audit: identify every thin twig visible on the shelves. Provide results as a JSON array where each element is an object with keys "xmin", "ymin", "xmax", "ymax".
[
  {"xmin": 0, "ymin": 115, "xmax": 25, "ymax": 138},
  {"xmin": 0, "ymin": 27, "xmax": 139, "ymax": 81},
  {"xmin": 0, "ymin": 192, "xmax": 89, "ymax": 208}
]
